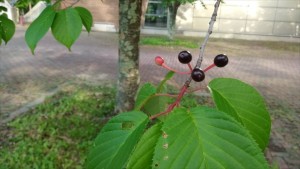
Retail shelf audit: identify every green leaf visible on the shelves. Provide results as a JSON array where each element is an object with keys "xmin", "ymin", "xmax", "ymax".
[
  {"xmin": 86, "ymin": 111, "xmax": 149, "ymax": 169},
  {"xmin": 142, "ymin": 94, "xmax": 169, "ymax": 117},
  {"xmin": 152, "ymin": 107, "xmax": 269, "ymax": 169},
  {"xmin": 208, "ymin": 78, "xmax": 271, "ymax": 150},
  {"xmin": 0, "ymin": 13, "xmax": 8, "ymax": 18},
  {"xmin": 127, "ymin": 123, "xmax": 162, "ymax": 169},
  {"xmin": 25, "ymin": 6, "xmax": 56, "ymax": 54},
  {"xmin": 0, "ymin": 16, "xmax": 15, "ymax": 44},
  {"xmin": 135, "ymin": 83, "xmax": 172, "ymax": 118},
  {"xmin": 157, "ymin": 71, "xmax": 175, "ymax": 92},
  {"xmin": 135, "ymin": 83, "xmax": 157, "ymax": 110},
  {"xmin": 135, "ymin": 71, "xmax": 175, "ymax": 113},
  {"xmin": 51, "ymin": 7, "xmax": 82, "ymax": 51},
  {"xmin": 75, "ymin": 7, "xmax": 93, "ymax": 33},
  {"xmin": 0, "ymin": 6, "xmax": 7, "ymax": 12}
]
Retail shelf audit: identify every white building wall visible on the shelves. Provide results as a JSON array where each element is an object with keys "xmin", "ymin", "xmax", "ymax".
[
  {"xmin": 0, "ymin": 0, "xmax": 13, "ymax": 20},
  {"xmin": 176, "ymin": 0, "xmax": 300, "ymax": 41},
  {"xmin": 23, "ymin": 1, "xmax": 47, "ymax": 23}
]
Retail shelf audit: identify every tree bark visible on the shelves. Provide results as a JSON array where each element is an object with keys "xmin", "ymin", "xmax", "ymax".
[
  {"xmin": 167, "ymin": 2, "xmax": 180, "ymax": 40},
  {"xmin": 116, "ymin": 0, "xmax": 142, "ymax": 113}
]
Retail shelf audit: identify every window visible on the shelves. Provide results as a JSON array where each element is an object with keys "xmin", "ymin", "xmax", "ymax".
[{"xmin": 144, "ymin": 0, "xmax": 168, "ymax": 28}]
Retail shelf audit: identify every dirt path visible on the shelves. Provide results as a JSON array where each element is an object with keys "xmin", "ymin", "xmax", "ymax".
[{"xmin": 0, "ymin": 28, "xmax": 299, "ymax": 168}]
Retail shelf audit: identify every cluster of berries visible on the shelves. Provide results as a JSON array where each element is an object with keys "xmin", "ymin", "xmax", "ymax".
[{"xmin": 155, "ymin": 51, "xmax": 228, "ymax": 82}]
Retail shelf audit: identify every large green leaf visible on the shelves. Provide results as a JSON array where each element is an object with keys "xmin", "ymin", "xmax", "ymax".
[
  {"xmin": 0, "ymin": 15, "xmax": 15, "ymax": 44},
  {"xmin": 127, "ymin": 123, "xmax": 162, "ymax": 169},
  {"xmin": 75, "ymin": 7, "xmax": 93, "ymax": 33},
  {"xmin": 135, "ymin": 83, "xmax": 157, "ymax": 110},
  {"xmin": 86, "ymin": 111, "xmax": 149, "ymax": 169},
  {"xmin": 208, "ymin": 78, "xmax": 271, "ymax": 150},
  {"xmin": 51, "ymin": 7, "xmax": 82, "ymax": 51},
  {"xmin": 152, "ymin": 107, "xmax": 269, "ymax": 169},
  {"xmin": 25, "ymin": 6, "xmax": 56, "ymax": 54}
]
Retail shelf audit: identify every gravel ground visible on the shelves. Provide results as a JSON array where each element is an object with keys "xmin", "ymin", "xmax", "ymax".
[{"xmin": 0, "ymin": 27, "xmax": 299, "ymax": 168}]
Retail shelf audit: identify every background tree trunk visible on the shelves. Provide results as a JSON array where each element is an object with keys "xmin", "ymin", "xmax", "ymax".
[
  {"xmin": 116, "ymin": 0, "xmax": 142, "ymax": 113},
  {"xmin": 167, "ymin": 2, "xmax": 180, "ymax": 40}
]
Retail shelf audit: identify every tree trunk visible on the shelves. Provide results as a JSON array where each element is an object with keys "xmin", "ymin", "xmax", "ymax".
[
  {"xmin": 116, "ymin": 0, "xmax": 142, "ymax": 113},
  {"xmin": 167, "ymin": 2, "xmax": 180, "ymax": 40}
]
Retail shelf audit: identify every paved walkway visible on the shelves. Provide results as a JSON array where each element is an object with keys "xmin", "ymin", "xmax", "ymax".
[{"xmin": 0, "ymin": 27, "xmax": 300, "ymax": 168}]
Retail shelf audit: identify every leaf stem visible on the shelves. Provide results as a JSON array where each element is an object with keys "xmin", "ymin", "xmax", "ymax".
[{"xmin": 149, "ymin": 85, "xmax": 188, "ymax": 120}]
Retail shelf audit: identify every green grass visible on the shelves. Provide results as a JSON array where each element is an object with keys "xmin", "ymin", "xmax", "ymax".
[
  {"xmin": 0, "ymin": 82, "xmax": 214, "ymax": 169},
  {"xmin": 209, "ymin": 38, "xmax": 300, "ymax": 52},
  {"xmin": 140, "ymin": 35, "xmax": 299, "ymax": 52},
  {"xmin": 140, "ymin": 36, "xmax": 200, "ymax": 49},
  {"xmin": 0, "ymin": 84, "xmax": 115, "ymax": 169}
]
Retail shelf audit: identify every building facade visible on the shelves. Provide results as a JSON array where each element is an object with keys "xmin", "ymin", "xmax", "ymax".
[
  {"xmin": 177, "ymin": 0, "xmax": 300, "ymax": 41},
  {"xmin": 71, "ymin": 0, "xmax": 300, "ymax": 41}
]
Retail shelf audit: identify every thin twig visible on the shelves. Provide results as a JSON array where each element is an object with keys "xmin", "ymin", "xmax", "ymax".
[
  {"xmin": 195, "ymin": 0, "xmax": 222, "ymax": 68},
  {"xmin": 183, "ymin": 0, "xmax": 222, "ymax": 88}
]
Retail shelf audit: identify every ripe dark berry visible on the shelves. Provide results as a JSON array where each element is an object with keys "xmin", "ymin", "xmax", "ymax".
[
  {"xmin": 191, "ymin": 68, "xmax": 205, "ymax": 82},
  {"xmin": 178, "ymin": 51, "xmax": 192, "ymax": 64},
  {"xmin": 155, "ymin": 56, "xmax": 164, "ymax": 66},
  {"xmin": 214, "ymin": 54, "xmax": 228, "ymax": 67}
]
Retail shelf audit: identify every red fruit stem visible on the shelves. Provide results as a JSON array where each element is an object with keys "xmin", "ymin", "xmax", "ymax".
[
  {"xmin": 187, "ymin": 63, "xmax": 193, "ymax": 71},
  {"xmin": 162, "ymin": 63, "xmax": 191, "ymax": 75},
  {"xmin": 150, "ymin": 85, "xmax": 188, "ymax": 120},
  {"xmin": 203, "ymin": 63, "xmax": 216, "ymax": 72}
]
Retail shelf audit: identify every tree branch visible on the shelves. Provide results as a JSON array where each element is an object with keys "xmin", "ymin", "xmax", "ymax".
[
  {"xmin": 195, "ymin": 0, "xmax": 222, "ymax": 68},
  {"xmin": 182, "ymin": 0, "xmax": 222, "ymax": 89}
]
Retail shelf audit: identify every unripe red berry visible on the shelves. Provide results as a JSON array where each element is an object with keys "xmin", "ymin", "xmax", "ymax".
[
  {"xmin": 155, "ymin": 56, "xmax": 164, "ymax": 66},
  {"xmin": 214, "ymin": 54, "xmax": 228, "ymax": 67},
  {"xmin": 178, "ymin": 51, "xmax": 192, "ymax": 64},
  {"xmin": 191, "ymin": 68, "xmax": 205, "ymax": 82}
]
